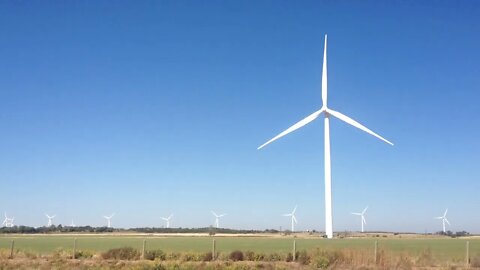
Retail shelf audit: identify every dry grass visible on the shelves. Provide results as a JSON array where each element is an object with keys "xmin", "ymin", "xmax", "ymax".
[{"xmin": 0, "ymin": 247, "xmax": 474, "ymax": 269}]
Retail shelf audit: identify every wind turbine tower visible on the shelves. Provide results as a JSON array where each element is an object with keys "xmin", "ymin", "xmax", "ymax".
[
  {"xmin": 435, "ymin": 209, "xmax": 450, "ymax": 233},
  {"xmin": 258, "ymin": 35, "xmax": 393, "ymax": 239},
  {"xmin": 283, "ymin": 206, "xmax": 298, "ymax": 232},
  {"xmin": 351, "ymin": 206, "xmax": 368, "ymax": 232},
  {"xmin": 2, "ymin": 213, "xmax": 14, "ymax": 228},
  {"xmin": 161, "ymin": 214, "xmax": 173, "ymax": 228},
  {"xmin": 104, "ymin": 213, "xmax": 115, "ymax": 228},
  {"xmin": 45, "ymin": 214, "xmax": 56, "ymax": 227},
  {"xmin": 211, "ymin": 211, "xmax": 226, "ymax": 228}
]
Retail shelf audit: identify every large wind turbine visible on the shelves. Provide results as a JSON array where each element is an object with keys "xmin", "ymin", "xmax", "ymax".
[
  {"xmin": 258, "ymin": 35, "xmax": 393, "ymax": 239},
  {"xmin": 104, "ymin": 213, "xmax": 115, "ymax": 228},
  {"xmin": 211, "ymin": 211, "xmax": 226, "ymax": 228},
  {"xmin": 283, "ymin": 206, "xmax": 298, "ymax": 232},
  {"xmin": 161, "ymin": 214, "xmax": 173, "ymax": 228},
  {"xmin": 45, "ymin": 214, "xmax": 56, "ymax": 227},
  {"xmin": 351, "ymin": 206, "xmax": 368, "ymax": 232},
  {"xmin": 435, "ymin": 209, "xmax": 450, "ymax": 233}
]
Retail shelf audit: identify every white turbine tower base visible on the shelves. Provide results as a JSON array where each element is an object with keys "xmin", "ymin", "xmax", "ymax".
[
  {"xmin": 283, "ymin": 206, "xmax": 298, "ymax": 232},
  {"xmin": 351, "ymin": 206, "xmax": 368, "ymax": 232},
  {"xmin": 258, "ymin": 35, "xmax": 393, "ymax": 239},
  {"xmin": 435, "ymin": 209, "xmax": 450, "ymax": 233},
  {"xmin": 161, "ymin": 214, "xmax": 173, "ymax": 228},
  {"xmin": 211, "ymin": 211, "xmax": 226, "ymax": 228}
]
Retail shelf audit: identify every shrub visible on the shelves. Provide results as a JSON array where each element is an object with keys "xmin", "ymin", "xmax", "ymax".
[
  {"xmin": 244, "ymin": 251, "xmax": 255, "ymax": 261},
  {"xmin": 166, "ymin": 252, "xmax": 181, "ymax": 261},
  {"xmin": 74, "ymin": 250, "xmax": 94, "ymax": 259},
  {"xmin": 471, "ymin": 255, "xmax": 480, "ymax": 268},
  {"xmin": 229, "ymin": 250, "xmax": 244, "ymax": 261},
  {"xmin": 285, "ymin": 252, "xmax": 293, "ymax": 262},
  {"xmin": 181, "ymin": 252, "xmax": 201, "ymax": 262},
  {"xmin": 311, "ymin": 254, "xmax": 330, "ymax": 269},
  {"xmin": 297, "ymin": 250, "xmax": 310, "ymax": 265},
  {"xmin": 145, "ymin": 249, "xmax": 166, "ymax": 261},
  {"xmin": 101, "ymin": 247, "xmax": 140, "ymax": 260},
  {"xmin": 253, "ymin": 252, "xmax": 265, "ymax": 261},
  {"xmin": 202, "ymin": 252, "xmax": 213, "ymax": 261},
  {"xmin": 265, "ymin": 252, "xmax": 283, "ymax": 261}
]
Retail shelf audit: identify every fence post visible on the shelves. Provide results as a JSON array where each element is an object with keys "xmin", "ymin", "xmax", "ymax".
[
  {"xmin": 374, "ymin": 240, "xmax": 378, "ymax": 264},
  {"xmin": 73, "ymin": 238, "xmax": 77, "ymax": 259},
  {"xmin": 212, "ymin": 239, "xmax": 216, "ymax": 260},
  {"xmin": 466, "ymin": 241, "xmax": 470, "ymax": 267},
  {"xmin": 9, "ymin": 240, "xmax": 15, "ymax": 259},
  {"xmin": 142, "ymin": 239, "xmax": 146, "ymax": 260},
  {"xmin": 293, "ymin": 239, "xmax": 296, "ymax": 261}
]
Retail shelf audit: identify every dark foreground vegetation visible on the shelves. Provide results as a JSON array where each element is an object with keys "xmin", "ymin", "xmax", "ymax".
[{"xmin": 0, "ymin": 246, "xmax": 479, "ymax": 270}]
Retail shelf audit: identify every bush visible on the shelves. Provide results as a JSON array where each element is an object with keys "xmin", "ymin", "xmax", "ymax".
[
  {"xmin": 285, "ymin": 252, "xmax": 293, "ymax": 262},
  {"xmin": 145, "ymin": 249, "xmax": 166, "ymax": 261},
  {"xmin": 101, "ymin": 247, "xmax": 140, "ymax": 260},
  {"xmin": 166, "ymin": 252, "xmax": 181, "ymax": 260},
  {"xmin": 202, "ymin": 252, "xmax": 213, "ymax": 261},
  {"xmin": 181, "ymin": 252, "xmax": 201, "ymax": 262},
  {"xmin": 253, "ymin": 252, "xmax": 265, "ymax": 261},
  {"xmin": 471, "ymin": 255, "xmax": 480, "ymax": 268},
  {"xmin": 311, "ymin": 254, "xmax": 330, "ymax": 269},
  {"xmin": 229, "ymin": 250, "xmax": 244, "ymax": 261},
  {"xmin": 265, "ymin": 252, "xmax": 283, "ymax": 261},
  {"xmin": 297, "ymin": 250, "xmax": 310, "ymax": 265},
  {"xmin": 244, "ymin": 251, "xmax": 255, "ymax": 261},
  {"xmin": 74, "ymin": 250, "xmax": 94, "ymax": 259}
]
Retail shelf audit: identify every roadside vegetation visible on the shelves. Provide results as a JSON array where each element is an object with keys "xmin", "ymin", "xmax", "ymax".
[{"xmin": 0, "ymin": 246, "xmax": 479, "ymax": 269}]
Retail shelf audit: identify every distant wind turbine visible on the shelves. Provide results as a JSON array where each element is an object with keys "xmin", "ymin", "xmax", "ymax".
[
  {"xmin": 2, "ymin": 212, "xmax": 14, "ymax": 228},
  {"xmin": 435, "ymin": 209, "xmax": 450, "ymax": 233},
  {"xmin": 45, "ymin": 214, "xmax": 56, "ymax": 227},
  {"xmin": 104, "ymin": 213, "xmax": 115, "ymax": 228},
  {"xmin": 70, "ymin": 219, "xmax": 76, "ymax": 227},
  {"xmin": 211, "ymin": 211, "xmax": 226, "ymax": 228},
  {"xmin": 351, "ymin": 206, "xmax": 368, "ymax": 232},
  {"xmin": 257, "ymin": 35, "xmax": 393, "ymax": 239},
  {"xmin": 161, "ymin": 214, "xmax": 173, "ymax": 228},
  {"xmin": 283, "ymin": 206, "xmax": 298, "ymax": 232}
]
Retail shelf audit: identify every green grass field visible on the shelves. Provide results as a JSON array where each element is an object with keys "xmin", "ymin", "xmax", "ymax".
[{"xmin": 0, "ymin": 235, "xmax": 478, "ymax": 262}]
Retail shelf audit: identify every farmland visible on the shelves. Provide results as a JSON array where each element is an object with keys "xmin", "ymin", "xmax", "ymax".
[{"xmin": 0, "ymin": 234, "xmax": 478, "ymax": 260}]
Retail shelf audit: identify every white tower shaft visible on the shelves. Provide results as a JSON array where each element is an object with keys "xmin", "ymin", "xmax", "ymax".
[{"xmin": 324, "ymin": 115, "xmax": 333, "ymax": 238}]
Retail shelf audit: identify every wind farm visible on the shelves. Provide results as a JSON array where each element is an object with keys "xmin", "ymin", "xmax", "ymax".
[{"xmin": 1, "ymin": 1, "xmax": 479, "ymax": 269}]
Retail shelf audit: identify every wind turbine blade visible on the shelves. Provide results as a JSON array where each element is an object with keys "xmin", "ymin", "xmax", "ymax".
[
  {"xmin": 362, "ymin": 206, "xmax": 369, "ymax": 214},
  {"xmin": 211, "ymin": 211, "xmax": 218, "ymax": 217},
  {"xmin": 434, "ymin": 216, "xmax": 443, "ymax": 219},
  {"xmin": 326, "ymin": 109, "xmax": 393, "ymax": 146},
  {"xmin": 283, "ymin": 214, "xmax": 292, "ymax": 217},
  {"xmin": 322, "ymin": 34, "xmax": 328, "ymax": 107},
  {"xmin": 292, "ymin": 205, "xmax": 297, "ymax": 214},
  {"xmin": 257, "ymin": 109, "xmax": 324, "ymax": 149},
  {"xmin": 362, "ymin": 216, "xmax": 366, "ymax": 225},
  {"xmin": 293, "ymin": 216, "xmax": 298, "ymax": 224},
  {"xmin": 351, "ymin": 212, "xmax": 361, "ymax": 215},
  {"xmin": 445, "ymin": 218, "xmax": 450, "ymax": 226},
  {"xmin": 168, "ymin": 214, "xmax": 173, "ymax": 219},
  {"xmin": 444, "ymin": 208, "xmax": 448, "ymax": 217}
]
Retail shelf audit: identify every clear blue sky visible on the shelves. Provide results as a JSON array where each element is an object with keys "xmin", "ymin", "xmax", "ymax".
[{"xmin": 1, "ymin": 1, "xmax": 479, "ymax": 233}]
